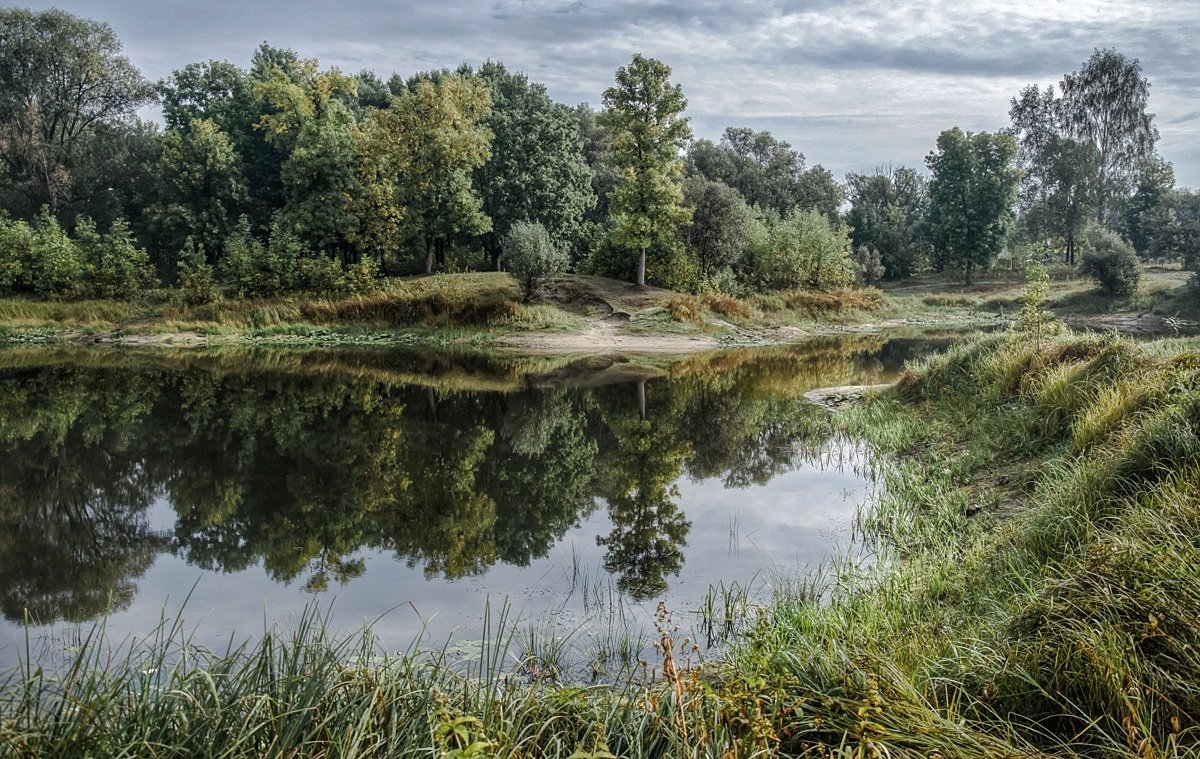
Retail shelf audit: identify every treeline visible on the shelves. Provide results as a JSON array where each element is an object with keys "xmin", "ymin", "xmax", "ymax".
[{"xmin": 0, "ymin": 7, "xmax": 1197, "ymax": 302}]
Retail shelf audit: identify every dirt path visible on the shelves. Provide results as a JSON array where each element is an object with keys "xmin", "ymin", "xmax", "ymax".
[{"xmin": 495, "ymin": 313, "xmax": 721, "ymax": 354}]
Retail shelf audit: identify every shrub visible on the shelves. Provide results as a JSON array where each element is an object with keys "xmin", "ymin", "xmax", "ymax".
[
  {"xmin": 75, "ymin": 218, "xmax": 155, "ymax": 298},
  {"xmin": 0, "ymin": 209, "xmax": 86, "ymax": 297},
  {"xmin": 504, "ymin": 221, "xmax": 568, "ymax": 300},
  {"xmin": 851, "ymin": 245, "xmax": 886, "ymax": 285},
  {"xmin": 1079, "ymin": 227, "xmax": 1140, "ymax": 298},
  {"xmin": 664, "ymin": 294, "xmax": 704, "ymax": 323},
  {"xmin": 741, "ymin": 208, "xmax": 855, "ymax": 291},
  {"xmin": 177, "ymin": 237, "xmax": 218, "ymax": 305}
]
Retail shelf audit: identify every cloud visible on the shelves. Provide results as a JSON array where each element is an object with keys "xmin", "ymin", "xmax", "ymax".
[{"xmin": 20, "ymin": 0, "xmax": 1200, "ymax": 185}]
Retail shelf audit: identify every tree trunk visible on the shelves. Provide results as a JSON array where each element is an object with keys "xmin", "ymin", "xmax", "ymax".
[
  {"xmin": 637, "ymin": 379, "xmax": 647, "ymax": 421},
  {"xmin": 425, "ymin": 237, "xmax": 435, "ymax": 275},
  {"xmin": 636, "ymin": 247, "xmax": 646, "ymax": 287}
]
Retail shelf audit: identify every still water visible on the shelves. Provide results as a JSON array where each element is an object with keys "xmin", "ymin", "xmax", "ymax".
[{"xmin": 0, "ymin": 335, "xmax": 947, "ymax": 672}]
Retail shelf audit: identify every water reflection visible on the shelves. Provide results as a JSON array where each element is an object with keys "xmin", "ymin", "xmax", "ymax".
[{"xmin": 0, "ymin": 335, "xmax": 940, "ymax": 624}]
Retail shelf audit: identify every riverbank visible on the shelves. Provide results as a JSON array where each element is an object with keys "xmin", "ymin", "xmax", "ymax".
[
  {"xmin": 3, "ymin": 331, "xmax": 1197, "ymax": 757},
  {"xmin": 5, "ymin": 268, "xmax": 1189, "ymax": 354}
]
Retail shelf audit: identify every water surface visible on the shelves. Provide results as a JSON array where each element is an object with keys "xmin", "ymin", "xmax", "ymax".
[{"xmin": 0, "ymin": 335, "xmax": 948, "ymax": 672}]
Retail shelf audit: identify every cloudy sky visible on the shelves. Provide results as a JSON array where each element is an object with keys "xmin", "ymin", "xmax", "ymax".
[{"xmin": 26, "ymin": 0, "xmax": 1200, "ymax": 186}]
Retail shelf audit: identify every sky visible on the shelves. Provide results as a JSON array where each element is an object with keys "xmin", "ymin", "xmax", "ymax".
[{"xmin": 24, "ymin": 0, "xmax": 1200, "ymax": 186}]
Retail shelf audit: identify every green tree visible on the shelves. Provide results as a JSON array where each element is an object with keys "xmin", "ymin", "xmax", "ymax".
[
  {"xmin": 0, "ymin": 8, "xmax": 155, "ymax": 216},
  {"xmin": 383, "ymin": 73, "xmax": 492, "ymax": 273},
  {"xmin": 149, "ymin": 118, "xmax": 247, "ymax": 269},
  {"xmin": 683, "ymin": 177, "xmax": 752, "ymax": 277},
  {"xmin": 1008, "ymin": 84, "xmax": 1098, "ymax": 264},
  {"xmin": 503, "ymin": 220, "xmax": 568, "ymax": 300},
  {"xmin": 253, "ymin": 58, "xmax": 363, "ymax": 260},
  {"xmin": 845, "ymin": 166, "xmax": 931, "ymax": 280},
  {"xmin": 472, "ymin": 62, "xmax": 594, "ymax": 270},
  {"xmin": 602, "ymin": 55, "xmax": 692, "ymax": 287},
  {"xmin": 1059, "ymin": 48, "xmax": 1158, "ymax": 224},
  {"xmin": 926, "ymin": 128, "xmax": 1019, "ymax": 284},
  {"xmin": 1124, "ymin": 158, "xmax": 1179, "ymax": 260}
]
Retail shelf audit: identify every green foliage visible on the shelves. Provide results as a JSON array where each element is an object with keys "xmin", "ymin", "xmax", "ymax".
[
  {"xmin": 472, "ymin": 62, "xmax": 595, "ymax": 269},
  {"xmin": 683, "ymin": 177, "xmax": 752, "ymax": 277},
  {"xmin": 687, "ymin": 127, "xmax": 843, "ymax": 218},
  {"xmin": 176, "ymin": 237, "xmax": 218, "ymax": 304},
  {"xmin": 503, "ymin": 221, "xmax": 568, "ymax": 299},
  {"xmin": 845, "ymin": 166, "xmax": 930, "ymax": 279},
  {"xmin": 1059, "ymin": 48, "xmax": 1158, "ymax": 222},
  {"xmin": 1080, "ymin": 227, "xmax": 1141, "ymax": 297},
  {"xmin": 0, "ymin": 210, "xmax": 85, "ymax": 296},
  {"xmin": 383, "ymin": 72, "xmax": 493, "ymax": 274},
  {"xmin": 602, "ymin": 55, "xmax": 692, "ymax": 287},
  {"xmin": 741, "ymin": 208, "xmax": 855, "ymax": 291},
  {"xmin": 850, "ymin": 245, "xmax": 886, "ymax": 285},
  {"xmin": 74, "ymin": 217, "xmax": 155, "ymax": 298},
  {"xmin": 1017, "ymin": 247, "xmax": 1060, "ymax": 345},
  {"xmin": 926, "ymin": 127, "xmax": 1020, "ymax": 283},
  {"xmin": 150, "ymin": 118, "xmax": 247, "ymax": 263},
  {"xmin": 1124, "ymin": 158, "xmax": 1180, "ymax": 260},
  {"xmin": 0, "ymin": 8, "xmax": 155, "ymax": 216}
]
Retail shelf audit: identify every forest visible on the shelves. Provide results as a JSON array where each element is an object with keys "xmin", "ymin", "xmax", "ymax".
[{"xmin": 1, "ymin": 7, "xmax": 1197, "ymax": 309}]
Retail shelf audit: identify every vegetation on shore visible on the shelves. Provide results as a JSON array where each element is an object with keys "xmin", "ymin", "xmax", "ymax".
[
  {"xmin": 3, "ymin": 330, "xmax": 1198, "ymax": 757},
  {"xmin": 0, "ymin": 265, "xmax": 1194, "ymax": 349}
]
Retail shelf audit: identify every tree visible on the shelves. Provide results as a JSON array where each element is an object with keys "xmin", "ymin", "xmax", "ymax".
[
  {"xmin": 254, "ymin": 57, "xmax": 363, "ymax": 260},
  {"xmin": 1059, "ymin": 49, "xmax": 1158, "ymax": 224},
  {"xmin": 1008, "ymin": 84, "xmax": 1098, "ymax": 264},
  {"xmin": 0, "ymin": 8, "xmax": 155, "ymax": 217},
  {"xmin": 382, "ymin": 73, "xmax": 492, "ymax": 273},
  {"xmin": 845, "ymin": 166, "xmax": 931, "ymax": 279},
  {"xmin": 472, "ymin": 62, "xmax": 594, "ymax": 271},
  {"xmin": 683, "ymin": 177, "xmax": 752, "ymax": 277},
  {"xmin": 149, "ymin": 119, "xmax": 246, "ymax": 267},
  {"xmin": 1124, "ymin": 158, "xmax": 1179, "ymax": 260},
  {"xmin": 602, "ymin": 55, "xmax": 692, "ymax": 287},
  {"xmin": 504, "ymin": 220, "xmax": 568, "ymax": 300},
  {"xmin": 926, "ymin": 128, "xmax": 1019, "ymax": 283}
]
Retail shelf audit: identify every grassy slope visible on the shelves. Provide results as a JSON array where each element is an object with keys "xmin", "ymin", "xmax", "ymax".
[{"xmin": 4, "ymin": 331, "xmax": 1199, "ymax": 757}]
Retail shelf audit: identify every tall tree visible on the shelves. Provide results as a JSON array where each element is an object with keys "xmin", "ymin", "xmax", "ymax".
[
  {"xmin": 148, "ymin": 118, "xmax": 247, "ymax": 267},
  {"xmin": 602, "ymin": 55, "xmax": 692, "ymax": 287},
  {"xmin": 845, "ymin": 166, "xmax": 930, "ymax": 280},
  {"xmin": 926, "ymin": 128, "xmax": 1019, "ymax": 284},
  {"xmin": 1008, "ymin": 84, "xmax": 1098, "ymax": 264},
  {"xmin": 1059, "ymin": 48, "xmax": 1158, "ymax": 224},
  {"xmin": 254, "ymin": 58, "xmax": 363, "ymax": 259},
  {"xmin": 382, "ymin": 73, "xmax": 492, "ymax": 273},
  {"xmin": 471, "ymin": 62, "xmax": 594, "ymax": 271},
  {"xmin": 0, "ymin": 8, "xmax": 155, "ymax": 216}
]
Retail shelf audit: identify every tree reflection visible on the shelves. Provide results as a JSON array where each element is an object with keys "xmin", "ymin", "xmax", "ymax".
[{"xmin": 0, "ymin": 338, "xmax": 912, "ymax": 621}]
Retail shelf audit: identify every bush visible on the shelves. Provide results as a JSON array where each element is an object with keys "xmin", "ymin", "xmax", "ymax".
[
  {"xmin": 504, "ymin": 221, "xmax": 568, "ymax": 300},
  {"xmin": 1080, "ymin": 228, "xmax": 1141, "ymax": 298},
  {"xmin": 177, "ymin": 237, "xmax": 218, "ymax": 305},
  {"xmin": 851, "ymin": 245, "xmax": 885, "ymax": 285},
  {"xmin": 75, "ymin": 218, "xmax": 155, "ymax": 298},
  {"xmin": 0, "ymin": 210, "xmax": 86, "ymax": 297},
  {"xmin": 741, "ymin": 208, "xmax": 855, "ymax": 291}
]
